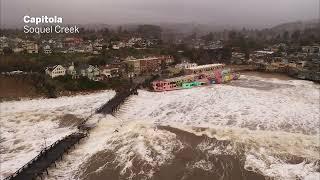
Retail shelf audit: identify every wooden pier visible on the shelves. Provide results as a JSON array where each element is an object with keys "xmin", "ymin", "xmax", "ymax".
[
  {"xmin": 4, "ymin": 132, "xmax": 87, "ymax": 180},
  {"xmin": 96, "ymin": 85, "xmax": 138, "ymax": 115},
  {"xmin": 4, "ymin": 85, "xmax": 139, "ymax": 180}
]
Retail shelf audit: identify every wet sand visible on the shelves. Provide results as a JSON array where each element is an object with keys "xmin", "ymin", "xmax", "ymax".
[{"xmin": 240, "ymin": 71, "xmax": 295, "ymax": 81}]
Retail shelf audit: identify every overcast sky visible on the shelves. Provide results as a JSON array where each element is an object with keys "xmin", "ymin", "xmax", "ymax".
[{"xmin": 1, "ymin": 0, "xmax": 319, "ymax": 28}]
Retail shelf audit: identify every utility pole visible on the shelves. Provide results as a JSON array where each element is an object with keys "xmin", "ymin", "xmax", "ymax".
[
  {"xmin": 318, "ymin": 0, "xmax": 320, "ymax": 27},
  {"xmin": 43, "ymin": 137, "xmax": 47, "ymax": 148}
]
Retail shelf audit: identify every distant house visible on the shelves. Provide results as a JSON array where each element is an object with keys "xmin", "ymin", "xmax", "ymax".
[
  {"xmin": 85, "ymin": 44, "xmax": 93, "ymax": 53},
  {"xmin": 64, "ymin": 37, "xmax": 83, "ymax": 47},
  {"xmin": 66, "ymin": 62, "xmax": 79, "ymax": 79},
  {"xmin": 112, "ymin": 44, "xmax": 120, "ymax": 50},
  {"xmin": 26, "ymin": 43, "xmax": 38, "ymax": 54},
  {"xmin": 100, "ymin": 65, "xmax": 120, "ymax": 78},
  {"xmin": 175, "ymin": 62, "xmax": 198, "ymax": 69},
  {"xmin": 45, "ymin": 65, "xmax": 66, "ymax": 78},
  {"xmin": 302, "ymin": 45, "xmax": 320, "ymax": 54},
  {"xmin": 68, "ymin": 47, "xmax": 75, "ymax": 53},
  {"xmin": 43, "ymin": 45, "xmax": 52, "ymax": 54},
  {"xmin": 93, "ymin": 42, "xmax": 103, "ymax": 51},
  {"xmin": 78, "ymin": 65, "xmax": 100, "ymax": 81},
  {"xmin": 13, "ymin": 47, "xmax": 24, "ymax": 53}
]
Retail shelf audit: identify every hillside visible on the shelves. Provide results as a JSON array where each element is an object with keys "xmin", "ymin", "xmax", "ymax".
[{"xmin": 271, "ymin": 19, "xmax": 320, "ymax": 32}]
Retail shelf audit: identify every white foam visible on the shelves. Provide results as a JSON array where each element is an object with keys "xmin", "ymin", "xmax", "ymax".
[
  {"xmin": 0, "ymin": 90, "xmax": 115, "ymax": 179},
  {"xmin": 45, "ymin": 119, "xmax": 183, "ymax": 180},
  {"xmin": 117, "ymin": 76, "xmax": 320, "ymax": 179},
  {"xmin": 245, "ymin": 151, "xmax": 320, "ymax": 180},
  {"xmin": 2, "ymin": 75, "xmax": 319, "ymax": 180}
]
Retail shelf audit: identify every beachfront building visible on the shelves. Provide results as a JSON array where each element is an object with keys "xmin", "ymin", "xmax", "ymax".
[
  {"xmin": 45, "ymin": 65, "xmax": 66, "ymax": 78},
  {"xmin": 185, "ymin": 64, "xmax": 225, "ymax": 74},
  {"xmin": 125, "ymin": 55, "xmax": 174, "ymax": 76},
  {"xmin": 152, "ymin": 64, "xmax": 239, "ymax": 91},
  {"xmin": 152, "ymin": 74, "xmax": 201, "ymax": 91}
]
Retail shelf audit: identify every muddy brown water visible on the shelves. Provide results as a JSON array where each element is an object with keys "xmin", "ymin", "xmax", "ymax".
[
  {"xmin": 77, "ymin": 125, "xmax": 320, "ymax": 180},
  {"xmin": 240, "ymin": 71, "xmax": 295, "ymax": 81},
  {"xmin": 78, "ymin": 126, "xmax": 267, "ymax": 180},
  {"xmin": 227, "ymin": 71, "xmax": 296, "ymax": 91}
]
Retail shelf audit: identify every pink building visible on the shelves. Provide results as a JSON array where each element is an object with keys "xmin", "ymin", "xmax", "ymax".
[{"xmin": 152, "ymin": 64, "xmax": 240, "ymax": 92}]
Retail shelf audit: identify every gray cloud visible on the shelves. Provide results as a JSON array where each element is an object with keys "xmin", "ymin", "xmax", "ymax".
[{"xmin": 1, "ymin": 0, "xmax": 319, "ymax": 28}]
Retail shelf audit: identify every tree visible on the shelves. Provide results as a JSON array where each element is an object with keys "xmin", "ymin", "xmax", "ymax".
[
  {"xmin": 283, "ymin": 31, "xmax": 289, "ymax": 41},
  {"xmin": 201, "ymin": 32, "xmax": 214, "ymax": 42},
  {"xmin": 3, "ymin": 47, "xmax": 13, "ymax": 55},
  {"xmin": 124, "ymin": 63, "xmax": 134, "ymax": 75},
  {"xmin": 117, "ymin": 26, "xmax": 123, "ymax": 34},
  {"xmin": 221, "ymin": 46, "xmax": 232, "ymax": 63},
  {"xmin": 160, "ymin": 61, "xmax": 167, "ymax": 70},
  {"xmin": 291, "ymin": 30, "xmax": 301, "ymax": 42},
  {"xmin": 228, "ymin": 31, "xmax": 237, "ymax": 40},
  {"xmin": 136, "ymin": 25, "xmax": 162, "ymax": 39}
]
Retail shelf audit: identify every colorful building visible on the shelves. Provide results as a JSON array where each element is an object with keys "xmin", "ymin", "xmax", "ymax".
[
  {"xmin": 185, "ymin": 64, "xmax": 225, "ymax": 75},
  {"xmin": 152, "ymin": 64, "xmax": 239, "ymax": 92}
]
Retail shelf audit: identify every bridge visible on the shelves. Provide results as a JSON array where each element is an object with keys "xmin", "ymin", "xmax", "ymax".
[{"xmin": 4, "ymin": 85, "xmax": 139, "ymax": 180}]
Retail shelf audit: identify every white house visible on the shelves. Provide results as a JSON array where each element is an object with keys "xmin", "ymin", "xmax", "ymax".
[
  {"xmin": 26, "ymin": 43, "xmax": 38, "ymax": 54},
  {"xmin": 66, "ymin": 62, "xmax": 79, "ymax": 79},
  {"xmin": 93, "ymin": 42, "xmax": 103, "ymax": 51},
  {"xmin": 112, "ymin": 44, "xmax": 120, "ymax": 50},
  {"xmin": 43, "ymin": 45, "xmax": 52, "ymax": 54},
  {"xmin": 100, "ymin": 66, "xmax": 120, "ymax": 78},
  {"xmin": 78, "ymin": 65, "xmax": 100, "ymax": 81},
  {"xmin": 45, "ymin": 65, "xmax": 66, "ymax": 78},
  {"xmin": 13, "ymin": 48, "xmax": 24, "ymax": 53}
]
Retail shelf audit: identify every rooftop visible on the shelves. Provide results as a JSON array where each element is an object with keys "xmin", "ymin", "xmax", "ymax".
[
  {"xmin": 159, "ymin": 74, "xmax": 199, "ymax": 82},
  {"xmin": 185, "ymin": 64, "xmax": 224, "ymax": 70},
  {"xmin": 255, "ymin": 51, "xmax": 274, "ymax": 54}
]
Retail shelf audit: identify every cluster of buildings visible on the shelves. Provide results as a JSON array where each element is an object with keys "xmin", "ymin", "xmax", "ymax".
[
  {"xmin": 112, "ymin": 38, "xmax": 159, "ymax": 49},
  {"xmin": 125, "ymin": 55, "xmax": 174, "ymax": 77},
  {"xmin": 45, "ymin": 63, "xmax": 121, "ymax": 81},
  {"xmin": 230, "ymin": 43, "xmax": 320, "ymax": 81},
  {"xmin": 188, "ymin": 39, "xmax": 224, "ymax": 50},
  {"xmin": 0, "ymin": 36, "xmax": 160, "ymax": 55},
  {"xmin": 45, "ymin": 55, "xmax": 174, "ymax": 80},
  {"xmin": 0, "ymin": 36, "xmax": 41, "ymax": 54},
  {"xmin": 175, "ymin": 61, "xmax": 198, "ymax": 69}
]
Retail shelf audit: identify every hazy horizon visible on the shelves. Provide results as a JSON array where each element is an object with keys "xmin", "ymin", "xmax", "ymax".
[{"xmin": 1, "ymin": 0, "xmax": 319, "ymax": 29}]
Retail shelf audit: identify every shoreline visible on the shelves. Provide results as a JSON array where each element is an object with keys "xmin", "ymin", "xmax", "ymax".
[
  {"xmin": 0, "ymin": 70, "xmax": 317, "ymax": 102},
  {"xmin": 0, "ymin": 89, "xmax": 110, "ymax": 103},
  {"xmin": 228, "ymin": 64, "xmax": 320, "ymax": 83},
  {"xmin": 239, "ymin": 71, "xmax": 296, "ymax": 80}
]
